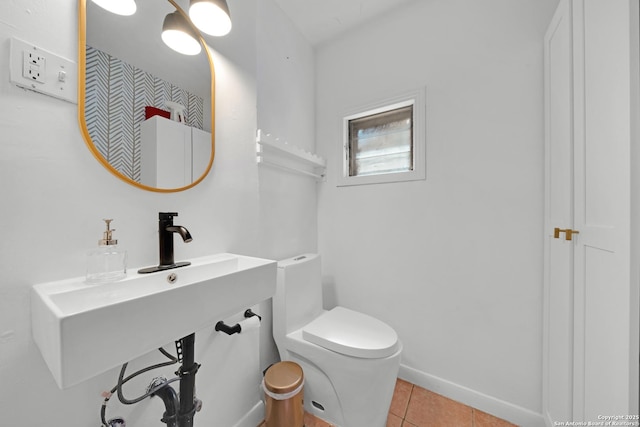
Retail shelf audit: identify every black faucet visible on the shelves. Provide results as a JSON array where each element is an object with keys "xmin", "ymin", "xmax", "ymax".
[{"xmin": 138, "ymin": 212, "xmax": 193, "ymax": 274}]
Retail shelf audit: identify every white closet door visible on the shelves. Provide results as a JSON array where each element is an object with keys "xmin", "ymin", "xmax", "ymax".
[
  {"xmin": 544, "ymin": 0, "xmax": 635, "ymax": 424},
  {"xmin": 543, "ymin": 0, "xmax": 574, "ymax": 422},
  {"xmin": 572, "ymin": 0, "xmax": 631, "ymax": 418}
]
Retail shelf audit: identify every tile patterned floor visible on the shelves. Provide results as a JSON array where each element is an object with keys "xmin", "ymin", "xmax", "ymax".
[
  {"xmin": 262, "ymin": 379, "xmax": 518, "ymax": 427},
  {"xmin": 386, "ymin": 379, "xmax": 518, "ymax": 427}
]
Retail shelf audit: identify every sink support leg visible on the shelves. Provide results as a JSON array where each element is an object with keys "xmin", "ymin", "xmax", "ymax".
[{"xmin": 177, "ymin": 333, "xmax": 200, "ymax": 427}]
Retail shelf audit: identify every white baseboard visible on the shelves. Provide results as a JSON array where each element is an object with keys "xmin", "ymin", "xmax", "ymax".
[
  {"xmin": 233, "ymin": 401, "xmax": 265, "ymax": 427},
  {"xmin": 398, "ymin": 365, "xmax": 545, "ymax": 427}
]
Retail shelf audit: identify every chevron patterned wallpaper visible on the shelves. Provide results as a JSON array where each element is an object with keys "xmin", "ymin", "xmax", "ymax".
[{"xmin": 85, "ymin": 45, "xmax": 204, "ymax": 182}]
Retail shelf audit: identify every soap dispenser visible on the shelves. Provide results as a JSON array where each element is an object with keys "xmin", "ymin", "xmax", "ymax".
[{"xmin": 86, "ymin": 219, "xmax": 127, "ymax": 284}]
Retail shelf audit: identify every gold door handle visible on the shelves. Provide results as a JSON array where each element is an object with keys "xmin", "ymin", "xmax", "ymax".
[
  {"xmin": 565, "ymin": 229, "xmax": 579, "ymax": 240},
  {"xmin": 554, "ymin": 227, "xmax": 580, "ymax": 241}
]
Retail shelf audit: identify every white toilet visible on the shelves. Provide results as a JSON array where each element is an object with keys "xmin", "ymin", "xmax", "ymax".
[{"xmin": 273, "ymin": 254, "xmax": 402, "ymax": 427}]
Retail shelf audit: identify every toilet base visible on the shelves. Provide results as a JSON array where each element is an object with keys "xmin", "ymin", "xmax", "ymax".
[
  {"xmin": 288, "ymin": 354, "xmax": 344, "ymax": 426},
  {"xmin": 281, "ymin": 331, "xmax": 402, "ymax": 427}
]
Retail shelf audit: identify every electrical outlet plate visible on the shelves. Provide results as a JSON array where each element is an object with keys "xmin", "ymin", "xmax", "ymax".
[
  {"xmin": 9, "ymin": 37, "xmax": 77, "ymax": 104},
  {"xmin": 23, "ymin": 51, "xmax": 46, "ymax": 83}
]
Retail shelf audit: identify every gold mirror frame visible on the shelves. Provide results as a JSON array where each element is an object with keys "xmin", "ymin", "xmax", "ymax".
[{"xmin": 77, "ymin": 0, "xmax": 216, "ymax": 193}]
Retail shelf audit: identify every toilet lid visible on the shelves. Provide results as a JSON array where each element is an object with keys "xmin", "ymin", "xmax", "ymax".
[{"xmin": 302, "ymin": 306, "xmax": 399, "ymax": 359}]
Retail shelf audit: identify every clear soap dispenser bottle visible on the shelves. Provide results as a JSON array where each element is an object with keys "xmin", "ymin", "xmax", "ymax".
[{"xmin": 86, "ymin": 219, "xmax": 127, "ymax": 284}]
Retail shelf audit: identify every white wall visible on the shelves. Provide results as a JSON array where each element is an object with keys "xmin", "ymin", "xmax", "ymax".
[
  {"xmin": 256, "ymin": 0, "xmax": 317, "ymax": 264},
  {"xmin": 316, "ymin": 0, "xmax": 558, "ymax": 424},
  {"xmin": 0, "ymin": 0, "xmax": 315, "ymax": 425}
]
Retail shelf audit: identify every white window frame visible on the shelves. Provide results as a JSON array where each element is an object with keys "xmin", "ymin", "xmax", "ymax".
[{"xmin": 338, "ymin": 87, "xmax": 426, "ymax": 187}]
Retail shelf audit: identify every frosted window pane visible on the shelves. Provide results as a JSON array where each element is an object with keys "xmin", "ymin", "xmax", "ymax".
[{"xmin": 348, "ymin": 105, "xmax": 413, "ymax": 177}]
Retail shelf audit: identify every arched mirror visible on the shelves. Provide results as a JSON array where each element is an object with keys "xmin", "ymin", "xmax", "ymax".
[{"xmin": 78, "ymin": 0, "xmax": 215, "ymax": 192}]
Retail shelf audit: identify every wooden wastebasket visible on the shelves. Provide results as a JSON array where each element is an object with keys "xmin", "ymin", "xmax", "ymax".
[{"xmin": 263, "ymin": 361, "xmax": 304, "ymax": 427}]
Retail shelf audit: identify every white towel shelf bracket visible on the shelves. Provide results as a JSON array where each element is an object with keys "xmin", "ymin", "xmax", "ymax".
[{"xmin": 256, "ymin": 129, "xmax": 326, "ymax": 181}]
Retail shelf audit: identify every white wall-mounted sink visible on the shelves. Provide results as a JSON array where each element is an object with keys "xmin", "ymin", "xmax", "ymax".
[{"xmin": 31, "ymin": 253, "xmax": 276, "ymax": 389}]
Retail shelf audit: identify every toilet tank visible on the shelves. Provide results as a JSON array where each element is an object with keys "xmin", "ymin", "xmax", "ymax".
[{"xmin": 274, "ymin": 254, "xmax": 324, "ymax": 336}]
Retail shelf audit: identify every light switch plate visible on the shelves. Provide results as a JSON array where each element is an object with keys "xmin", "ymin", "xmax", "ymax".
[{"xmin": 9, "ymin": 37, "xmax": 77, "ymax": 104}]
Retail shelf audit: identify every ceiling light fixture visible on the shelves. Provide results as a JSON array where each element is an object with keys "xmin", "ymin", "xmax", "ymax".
[
  {"xmin": 91, "ymin": 0, "xmax": 137, "ymax": 16},
  {"xmin": 189, "ymin": 0, "xmax": 232, "ymax": 37},
  {"xmin": 162, "ymin": 11, "xmax": 202, "ymax": 56}
]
